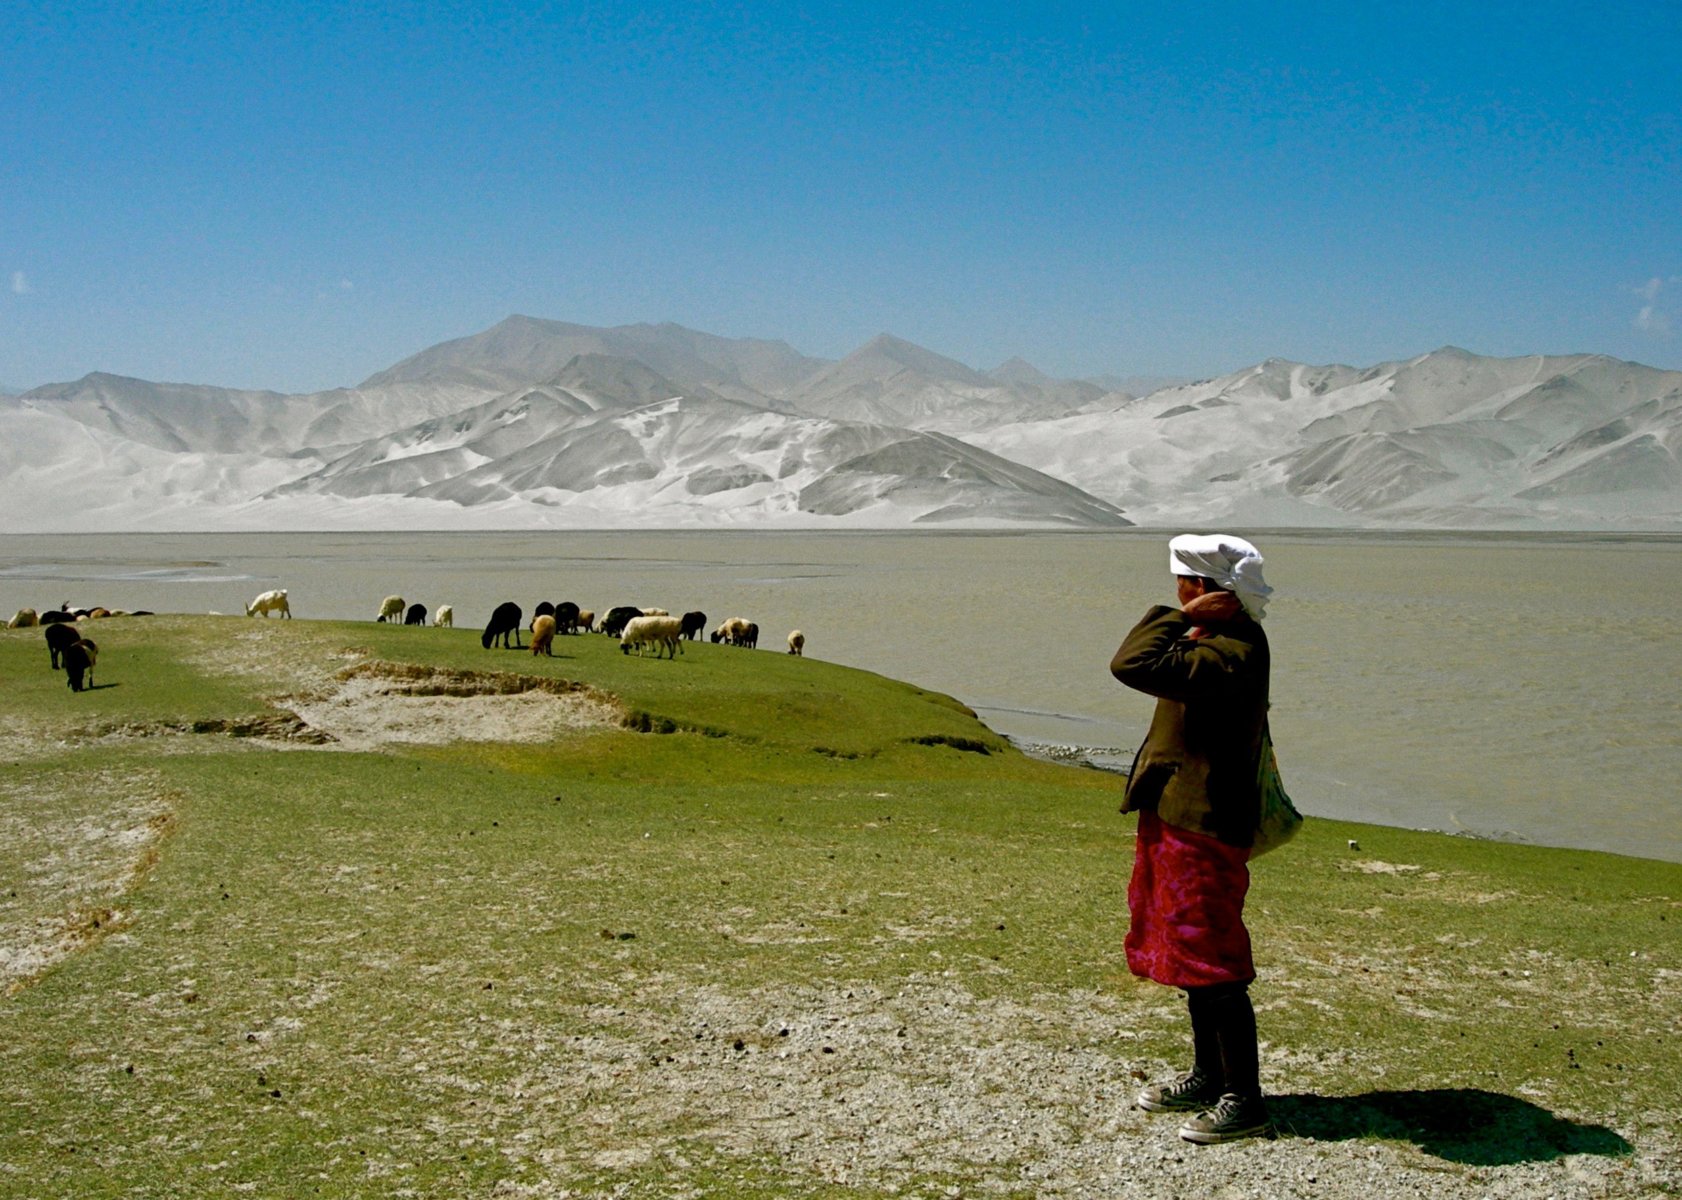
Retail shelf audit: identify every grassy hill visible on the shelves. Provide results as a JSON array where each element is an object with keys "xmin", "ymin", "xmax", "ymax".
[{"xmin": 1, "ymin": 617, "xmax": 1677, "ymax": 1198}]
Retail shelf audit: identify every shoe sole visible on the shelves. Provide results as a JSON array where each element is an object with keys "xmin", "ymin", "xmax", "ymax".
[
  {"xmin": 1137, "ymin": 1093, "xmax": 1219, "ymax": 1113},
  {"xmin": 1179, "ymin": 1121, "xmax": 1276, "ymax": 1145}
]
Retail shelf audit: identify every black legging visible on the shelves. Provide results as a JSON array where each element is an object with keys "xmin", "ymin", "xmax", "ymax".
[{"xmin": 1186, "ymin": 982, "xmax": 1260, "ymax": 1099}]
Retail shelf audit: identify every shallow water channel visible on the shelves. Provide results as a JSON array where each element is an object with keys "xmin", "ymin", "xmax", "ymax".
[{"xmin": 3, "ymin": 528, "xmax": 1678, "ymax": 863}]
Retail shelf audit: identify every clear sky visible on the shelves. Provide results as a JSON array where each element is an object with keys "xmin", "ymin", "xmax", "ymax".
[{"xmin": 4, "ymin": 1, "xmax": 1679, "ymax": 393}]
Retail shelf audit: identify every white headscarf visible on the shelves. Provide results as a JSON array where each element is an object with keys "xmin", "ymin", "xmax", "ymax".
[{"xmin": 1168, "ymin": 533, "xmax": 1273, "ymax": 621}]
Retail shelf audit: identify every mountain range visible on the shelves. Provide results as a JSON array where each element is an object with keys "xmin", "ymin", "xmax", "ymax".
[{"xmin": 5, "ymin": 315, "xmax": 1681, "ymax": 531}]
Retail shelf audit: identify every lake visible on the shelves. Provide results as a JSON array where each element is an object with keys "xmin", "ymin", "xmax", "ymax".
[{"xmin": 3, "ymin": 528, "xmax": 1678, "ymax": 863}]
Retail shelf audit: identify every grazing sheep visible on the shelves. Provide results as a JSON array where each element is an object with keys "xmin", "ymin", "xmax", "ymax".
[
  {"xmin": 743, "ymin": 622, "xmax": 759, "ymax": 649},
  {"xmin": 39, "ymin": 610, "xmax": 74, "ymax": 625},
  {"xmin": 620, "ymin": 615, "xmax": 684, "ymax": 659},
  {"xmin": 600, "ymin": 606, "xmax": 643, "ymax": 638},
  {"xmin": 679, "ymin": 611, "xmax": 707, "ymax": 641},
  {"xmin": 246, "ymin": 589, "xmax": 291, "ymax": 618},
  {"xmin": 45, "ymin": 622, "xmax": 80, "ymax": 669},
  {"xmin": 405, "ymin": 603, "xmax": 428, "ymax": 626},
  {"xmin": 482, "ymin": 601, "xmax": 523, "ymax": 649},
  {"xmin": 7, "ymin": 608, "xmax": 38, "ymax": 628},
  {"xmin": 575, "ymin": 609, "xmax": 595, "ymax": 634},
  {"xmin": 787, "ymin": 630, "xmax": 805, "ymax": 656},
  {"xmin": 376, "ymin": 595, "xmax": 405, "ymax": 623},
  {"xmin": 530, "ymin": 601, "xmax": 555, "ymax": 630},
  {"xmin": 709, "ymin": 629, "xmax": 723, "ymax": 644},
  {"xmin": 641, "ymin": 607, "xmax": 670, "ymax": 616},
  {"xmin": 63, "ymin": 637, "xmax": 98, "ymax": 692},
  {"xmin": 712, "ymin": 617, "xmax": 749, "ymax": 645},
  {"xmin": 434, "ymin": 604, "xmax": 454, "ymax": 628},
  {"xmin": 554, "ymin": 601, "xmax": 580, "ymax": 634},
  {"xmin": 530, "ymin": 614, "xmax": 557, "ymax": 656}
]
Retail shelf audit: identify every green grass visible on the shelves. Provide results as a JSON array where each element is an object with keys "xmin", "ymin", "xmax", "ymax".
[{"xmin": 1, "ymin": 616, "xmax": 1678, "ymax": 1198}]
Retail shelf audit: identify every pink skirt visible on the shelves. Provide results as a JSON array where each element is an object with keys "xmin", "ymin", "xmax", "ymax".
[{"xmin": 1126, "ymin": 810, "xmax": 1255, "ymax": 988}]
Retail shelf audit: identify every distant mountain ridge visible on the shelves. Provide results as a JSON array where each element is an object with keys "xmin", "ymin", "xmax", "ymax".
[{"xmin": 4, "ymin": 316, "xmax": 1680, "ymax": 531}]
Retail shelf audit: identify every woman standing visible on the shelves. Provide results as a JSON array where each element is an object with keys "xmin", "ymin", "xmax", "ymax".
[{"xmin": 1110, "ymin": 533, "xmax": 1275, "ymax": 1144}]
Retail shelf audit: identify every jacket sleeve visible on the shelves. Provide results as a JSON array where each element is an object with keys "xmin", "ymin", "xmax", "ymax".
[{"xmin": 1110, "ymin": 604, "xmax": 1254, "ymax": 703}]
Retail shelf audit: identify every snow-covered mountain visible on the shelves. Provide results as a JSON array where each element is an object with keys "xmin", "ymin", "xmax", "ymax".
[
  {"xmin": 969, "ymin": 347, "xmax": 1682, "ymax": 528},
  {"xmin": 4, "ymin": 319, "xmax": 1680, "ymax": 531}
]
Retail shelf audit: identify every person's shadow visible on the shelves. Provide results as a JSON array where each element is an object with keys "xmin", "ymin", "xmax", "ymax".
[{"xmin": 1269, "ymin": 1090, "xmax": 1631, "ymax": 1165}]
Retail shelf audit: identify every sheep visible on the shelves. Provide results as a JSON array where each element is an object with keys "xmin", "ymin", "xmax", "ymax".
[
  {"xmin": 641, "ymin": 607, "xmax": 670, "ymax": 616},
  {"xmin": 404, "ymin": 603, "xmax": 428, "ymax": 626},
  {"xmin": 619, "ymin": 615, "xmax": 684, "ymax": 659},
  {"xmin": 530, "ymin": 614, "xmax": 557, "ymax": 656},
  {"xmin": 63, "ymin": 637, "xmax": 98, "ymax": 692},
  {"xmin": 376, "ymin": 595, "xmax": 405, "ymax": 623},
  {"xmin": 709, "ymin": 629, "xmax": 723, "ymax": 644},
  {"xmin": 787, "ymin": 630, "xmax": 805, "ymax": 656},
  {"xmin": 575, "ymin": 609, "xmax": 595, "ymax": 634},
  {"xmin": 7, "ymin": 608, "xmax": 38, "ymax": 628},
  {"xmin": 482, "ymin": 601, "xmax": 523, "ymax": 649},
  {"xmin": 554, "ymin": 601, "xmax": 580, "ymax": 634},
  {"xmin": 679, "ymin": 611, "xmax": 707, "ymax": 641},
  {"xmin": 45, "ymin": 622, "xmax": 80, "ymax": 669},
  {"xmin": 434, "ymin": 604, "xmax": 454, "ymax": 628},
  {"xmin": 246, "ymin": 589, "xmax": 291, "ymax": 618},
  {"xmin": 39, "ymin": 610, "xmax": 74, "ymax": 625},
  {"xmin": 83, "ymin": 607, "xmax": 111, "ymax": 620},
  {"xmin": 530, "ymin": 601, "xmax": 556, "ymax": 630},
  {"xmin": 712, "ymin": 617, "xmax": 750, "ymax": 645},
  {"xmin": 600, "ymin": 606, "xmax": 643, "ymax": 638},
  {"xmin": 743, "ymin": 622, "xmax": 759, "ymax": 649}
]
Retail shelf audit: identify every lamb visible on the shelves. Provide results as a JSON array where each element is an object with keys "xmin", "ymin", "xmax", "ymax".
[
  {"xmin": 679, "ymin": 611, "xmax": 707, "ymax": 641},
  {"xmin": 376, "ymin": 595, "xmax": 405, "ymax": 622},
  {"xmin": 63, "ymin": 637, "xmax": 98, "ymax": 693},
  {"xmin": 7, "ymin": 608, "xmax": 38, "ymax": 628},
  {"xmin": 530, "ymin": 614, "xmax": 557, "ymax": 656},
  {"xmin": 554, "ymin": 601, "xmax": 581, "ymax": 634},
  {"xmin": 482, "ymin": 601, "xmax": 523, "ymax": 649},
  {"xmin": 246, "ymin": 589, "xmax": 291, "ymax": 618},
  {"xmin": 575, "ymin": 609, "xmax": 595, "ymax": 634},
  {"xmin": 787, "ymin": 630, "xmax": 805, "ymax": 656},
  {"xmin": 600, "ymin": 606, "xmax": 643, "ymax": 638},
  {"xmin": 45, "ymin": 622, "xmax": 80, "ymax": 669},
  {"xmin": 404, "ymin": 603, "xmax": 428, "ymax": 626},
  {"xmin": 434, "ymin": 604, "xmax": 454, "ymax": 628},
  {"xmin": 620, "ymin": 615, "xmax": 684, "ymax": 659}
]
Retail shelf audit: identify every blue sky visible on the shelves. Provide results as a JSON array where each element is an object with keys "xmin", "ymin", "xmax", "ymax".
[{"xmin": 4, "ymin": 1, "xmax": 1679, "ymax": 392}]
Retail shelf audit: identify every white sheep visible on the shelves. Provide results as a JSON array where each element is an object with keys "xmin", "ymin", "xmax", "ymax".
[
  {"xmin": 620, "ymin": 615, "xmax": 684, "ymax": 659},
  {"xmin": 6, "ymin": 608, "xmax": 38, "ymax": 629},
  {"xmin": 246, "ymin": 589, "xmax": 291, "ymax": 618},
  {"xmin": 713, "ymin": 617, "xmax": 751, "ymax": 646},
  {"xmin": 576, "ymin": 609, "xmax": 595, "ymax": 633},
  {"xmin": 641, "ymin": 607, "xmax": 670, "ymax": 616},
  {"xmin": 787, "ymin": 630, "xmax": 805, "ymax": 656},
  {"xmin": 376, "ymin": 595, "xmax": 405, "ymax": 623},
  {"xmin": 434, "ymin": 604, "xmax": 454, "ymax": 628}
]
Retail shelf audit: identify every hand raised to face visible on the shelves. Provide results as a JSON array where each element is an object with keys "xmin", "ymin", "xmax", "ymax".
[{"xmin": 1181, "ymin": 589, "xmax": 1243, "ymax": 622}]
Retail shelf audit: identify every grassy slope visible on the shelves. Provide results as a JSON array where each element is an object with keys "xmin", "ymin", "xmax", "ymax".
[{"xmin": 0, "ymin": 617, "xmax": 1677, "ymax": 1198}]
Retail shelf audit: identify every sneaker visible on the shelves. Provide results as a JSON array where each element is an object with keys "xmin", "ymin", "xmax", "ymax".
[
  {"xmin": 1178, "ymin": 1093, "xmax": 1275, "ymax": 1144},
  {"xmin": 1136, "ymin": 1067, "xmax": 1223, "ymax": 1113}
]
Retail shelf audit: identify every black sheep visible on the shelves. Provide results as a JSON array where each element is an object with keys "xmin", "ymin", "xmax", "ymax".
[
  {"xmin": 530, "ymin": 601, "xmax": 555, "ymax": 630},
  {"xmin": 482, "ymin": 601, "xmax": 523, "ymax": 649},
  {"xmin": 680, "ymin": 611, "xmax": 707, "ymax": 641},
  {"xmin": 554, "ymin": 601, "xmax": 580, "ymax": 634},
  {"xmin": 599, "ymin": 606, "xmax": 643, "ymax": 638},
  {"xmin": 404, "ymin": 603, "xmax": 428, "ymax": 626},
  {"xmin": 63, "ymin": 638, "xmax": 98, "ymax": 692},
  {"xmin": 44, "ymin": 622, "xmax": 80, "ymax": 669}
]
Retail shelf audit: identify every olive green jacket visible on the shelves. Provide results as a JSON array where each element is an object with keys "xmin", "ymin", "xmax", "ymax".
[{"xmin": 1110, "ymin": 604, "xmax": 1271, "ymax": 848}]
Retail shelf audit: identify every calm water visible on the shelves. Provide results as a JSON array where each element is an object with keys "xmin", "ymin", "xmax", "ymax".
[{"xmin": 3, "ymin": 529, "xmax": 1679, "ymax": 863}]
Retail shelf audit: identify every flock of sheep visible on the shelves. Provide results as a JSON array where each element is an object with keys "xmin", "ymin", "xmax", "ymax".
[
  {"xmin": 7, "ymin": 589, "xmax": 807, "ymax": 697},
  {"xmin": 5, "ymin": 603, "xmax": 142, "ymax": 692},
  {"xmin": 356, "ymin": 593, "xmax": 805, "ymax": 662}
]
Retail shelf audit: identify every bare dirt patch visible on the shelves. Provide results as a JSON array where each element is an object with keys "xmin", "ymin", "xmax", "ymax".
[
  {"xmin": 0, "ymin": 768, "xmax": 175, "ymax": 995},
  {"xmin": 280, "ymin": 662, "xmax": 623, "ymax": 751}
]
